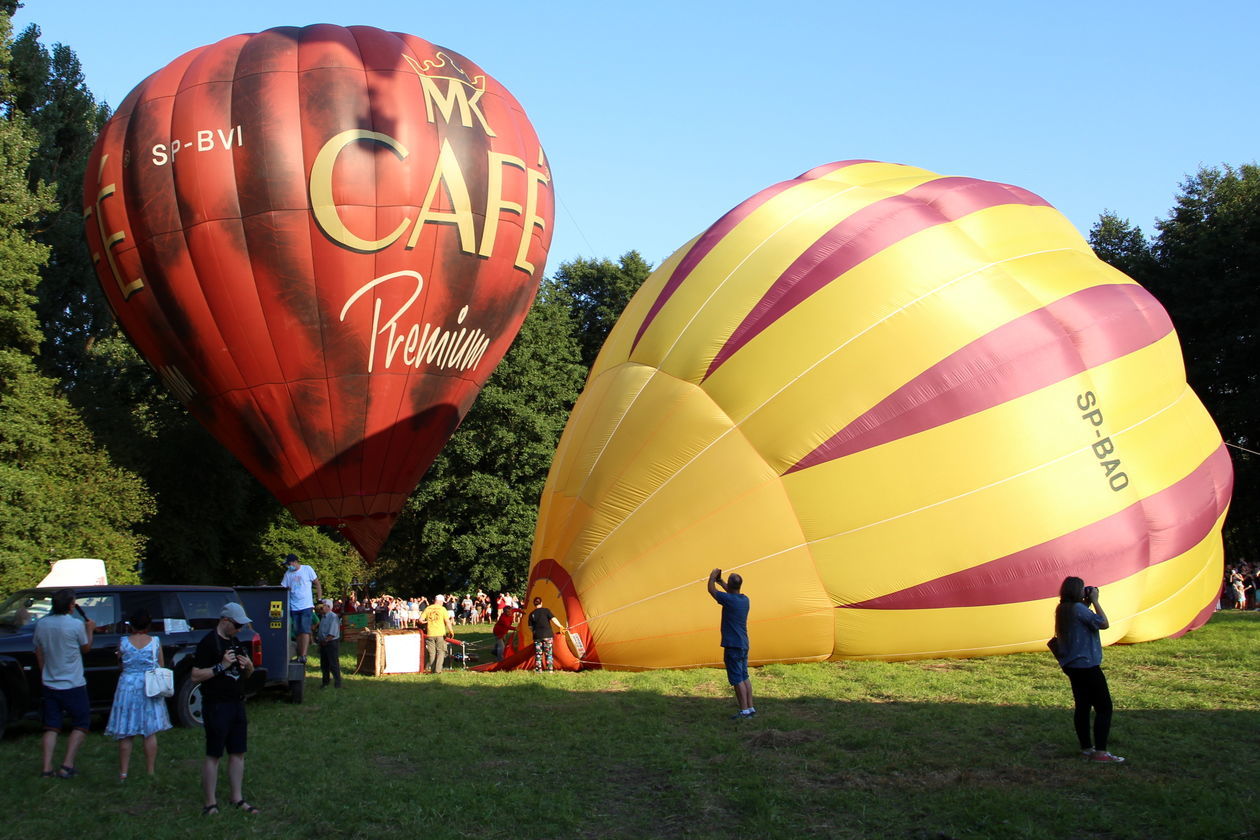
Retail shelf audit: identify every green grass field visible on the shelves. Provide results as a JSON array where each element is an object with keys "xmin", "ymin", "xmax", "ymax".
[{"xmin": 5, "ymin": 611, "xmax": 1258, "ymax": 839}]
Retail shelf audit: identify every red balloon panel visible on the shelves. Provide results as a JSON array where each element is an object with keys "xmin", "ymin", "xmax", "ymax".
[{"xmin": 84, "ymin": 25, "xmax": 554, "ymax": 560}]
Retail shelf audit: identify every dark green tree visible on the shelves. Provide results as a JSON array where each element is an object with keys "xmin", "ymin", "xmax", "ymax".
[
  {"xmin": 0, "ymin": 8, "xmax": 149, "ymax": 591},
  {"xmin": 1148, "ymin": 165, "xmax": 1259, "ymax": 560},
  {"xmin": 1092, "ymin": 165, "xmax": 1259, "ymax": 561},
  {"xmin": 1149, "ymin": 165, "xmax": 1260, "ymax": 401},
  {"xmin": 231, "ymin": 514, "xmax": 366, "ymax": 597},
  {"xmin": 9, "ymin": 21, "xmax": 111, "ymax": 381},
  {"xmin": 550, "ymin": 250, "xmax": 652, "ymax": 368},
  {"xmin": 1088, "ymin": 211, "xmax": 1155, "ymax": 283},
  {"xmin": 0, "ymin": 354, "xmax": 152, "ymax": 588}
]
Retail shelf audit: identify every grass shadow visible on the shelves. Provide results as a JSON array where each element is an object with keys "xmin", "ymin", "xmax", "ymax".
[{"xmin": 4, "ymin": 652, "xmax": 1257, "ymax": 840}]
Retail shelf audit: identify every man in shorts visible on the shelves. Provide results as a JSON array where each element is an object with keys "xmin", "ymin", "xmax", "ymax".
[
  {"xmin": 281, "ymin": 553, "xmax": 321, "ymax": 664},
  {"xmin": 33, "ymin": 589, "xmax": 95, "ymax": 778},
  {"xmin": 192, "ymin": 602, "xmax": 258, "ymax": 815},
  {"xmin": 707, "ymin": 568, "xmax": 754, "ymax": 719}
]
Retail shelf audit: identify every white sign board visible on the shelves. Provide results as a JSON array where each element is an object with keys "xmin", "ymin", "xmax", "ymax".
[{"xmin": 381, "ymin": 633, "xmax": 423, "ymax": 674}]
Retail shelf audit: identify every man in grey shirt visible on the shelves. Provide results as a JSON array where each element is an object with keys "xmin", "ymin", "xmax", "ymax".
[
  {"xmin": 32, "ymin": 589, "xmax": 96, "ymax": 778},
  {"xmin": 315, "ymin": 599, "xmax": 342, "ymax": 689}
]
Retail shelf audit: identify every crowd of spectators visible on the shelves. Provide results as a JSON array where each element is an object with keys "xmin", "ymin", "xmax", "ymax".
[
  {"xmin": 324, "ymin": 590, "xmax": 524, "ymax": 629},
  {"xmin": 1221, "ymin": 562, "xmax": 1257, "ymax": 610}
]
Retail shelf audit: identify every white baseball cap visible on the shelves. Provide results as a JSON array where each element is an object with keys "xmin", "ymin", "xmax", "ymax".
[{"xmin": 220, "ymin": 602, "xmax": 252, "ymax": 625}]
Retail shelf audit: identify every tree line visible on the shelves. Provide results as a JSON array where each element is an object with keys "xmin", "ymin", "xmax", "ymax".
[
  {"xmin": 0, "ymin": 9, "xmax": 1254, "ymax": 597},
  {"xmin": 1088, "ymin": 165, "xmax": 1260, "ymax": 564}
]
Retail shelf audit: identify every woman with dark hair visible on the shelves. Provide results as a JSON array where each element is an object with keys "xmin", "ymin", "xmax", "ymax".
[
  {"xmin": 1053, "ymin": 577, "xmax": 1124, "ymax": 763},
  {"xmin": 104, "ymin": 608, "xmax": 172, "ymax": 780}
]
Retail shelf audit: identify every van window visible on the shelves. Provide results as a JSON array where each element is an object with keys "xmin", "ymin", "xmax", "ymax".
[
  {"xmin": 119, "ymin": 591, "xmax": 184, "ymax": 633},
  {"xmin": 0, "ymin": 591, "xmax": 50, "ymax": 630},
  {"xmin": 75, "ymin": 594, "xmax": 120, "ymax": 634},
  {"xmin": 178, "ymin": 592, "xmax": 236, "ymax": 630}
]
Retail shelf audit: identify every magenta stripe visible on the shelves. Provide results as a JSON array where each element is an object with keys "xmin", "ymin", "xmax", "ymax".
[
  {"xmin": 786, "ymin": 284, "xmax": 1174, "ymax": 473},
  {"xmin": 1168, "ymin": 587, "xmax": 1221, "ymax": 639},
  {"xmin": 629, "ymin": 161, "xmax": 875, "ymax": 354},
  {"xmin": 840, "ymin": 444, "xmax": 1233, "ymax": 610},
  {"xmin": 703, "ymin": 177, "xmax": 1052, "ymax": 379}
]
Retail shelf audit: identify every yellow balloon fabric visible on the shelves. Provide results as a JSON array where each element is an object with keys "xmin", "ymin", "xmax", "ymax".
[{"xmin": 524, "ymin": 161, "xmax": 1233, "ymax": 670}]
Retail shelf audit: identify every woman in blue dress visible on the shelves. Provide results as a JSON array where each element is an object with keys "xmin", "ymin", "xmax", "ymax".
[
  {"xmin": 1053, "ymin": 577, "xmax": 1124, "ymax": 763},
  {"xmin": 104, "ymin": 609, "xmax": 172, "ymax": 780}
]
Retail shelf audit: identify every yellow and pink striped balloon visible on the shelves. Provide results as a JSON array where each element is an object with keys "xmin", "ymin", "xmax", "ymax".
[{"xmin": 520, "ymin": 160, "xmax": 1232, "ymax": 670}]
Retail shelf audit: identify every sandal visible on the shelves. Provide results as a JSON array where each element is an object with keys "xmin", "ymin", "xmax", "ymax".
[
  {"xmin": 230, "ymin": 799, "xmax": 261, "ymax": 815},
  {"xmin": 55, "ymin": 765, "xmax": 78, "ymax": 779},
  {"xmin": 201, "ymin": 804, "xmax": 219, "ymax": 816}
]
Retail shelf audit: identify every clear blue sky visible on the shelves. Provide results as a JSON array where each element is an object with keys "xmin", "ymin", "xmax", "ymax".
[{"xmin": 16, "ymin": 0, "xmax": 1257, "ymax": 273}]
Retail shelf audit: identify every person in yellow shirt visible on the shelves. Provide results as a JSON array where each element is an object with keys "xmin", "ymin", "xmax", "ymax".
[{"xmin": 421, "ymin": 595, "xmax": 455, "ymax": 674}]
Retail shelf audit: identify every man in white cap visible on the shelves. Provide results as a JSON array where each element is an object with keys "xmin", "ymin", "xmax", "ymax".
[
  {"xmin": 191, "ymin": 602, "xmax": 258, "ymax": 815},
  {"xmin": 420, "ymin": 595, "xmax": 455, "ymax": 674},
  {"xmin": 314, "ymin": 599, "xmax": 342, "ymax": 689}
]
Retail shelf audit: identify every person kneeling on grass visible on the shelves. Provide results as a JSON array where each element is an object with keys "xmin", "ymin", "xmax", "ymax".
[{"xmin": 707, "ymin": 569, "xmax": 755, "ymax": 720}]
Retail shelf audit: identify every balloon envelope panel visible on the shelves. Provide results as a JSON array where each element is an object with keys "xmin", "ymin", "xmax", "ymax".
[
  {"xmin": 527, "ymin": 160, "xmax": 1231, "ymax": 669},
  {"xmin": 83, "ymin": 25, "xmax": 553, "ymax": 560}
]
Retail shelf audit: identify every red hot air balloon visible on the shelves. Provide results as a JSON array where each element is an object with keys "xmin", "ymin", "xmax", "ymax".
[{"xmin": 82, "ymin": 25, "xmax": 554, "ymax": 560}]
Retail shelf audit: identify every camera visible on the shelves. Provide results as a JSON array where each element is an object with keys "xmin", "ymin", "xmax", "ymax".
[
  {"xmin": 224, "ymin": 640, "xmax": 247, "ymax": 678},
  {"xmin": 1083, "ymin": 585, "xmax": 1097, "ymax": 601}
]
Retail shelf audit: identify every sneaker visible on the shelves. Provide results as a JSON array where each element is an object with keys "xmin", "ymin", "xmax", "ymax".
[
  {"xmin": 1090, "ymin": 751, "xmax": 1125, "ymax": 763},
  {"xmin": 1080, "ymin": 748, "xmax": 1096, "ymax": 758},
  {"xmin": 730, "ymin": 710, "xmax": 755, "ymax": 720}
]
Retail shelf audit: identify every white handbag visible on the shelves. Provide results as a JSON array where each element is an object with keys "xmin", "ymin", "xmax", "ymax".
[{"xmin": 145, "ymin": 667, "xmax": 174, "ymax": 698}]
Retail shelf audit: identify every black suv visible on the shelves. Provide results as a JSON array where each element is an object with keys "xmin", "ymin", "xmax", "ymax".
[{"xmin": 0, "ymin": 585, "xmax": 273, "ymax": 736}]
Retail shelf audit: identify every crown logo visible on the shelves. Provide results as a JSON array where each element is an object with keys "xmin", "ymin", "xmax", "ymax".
[
  {"xmin": 403, "ymin": 51, "xmax": 486, "ymax": 94},
  {"xmin": 403, "ymin": 51, "xmax": 494, "ymax": 136}
]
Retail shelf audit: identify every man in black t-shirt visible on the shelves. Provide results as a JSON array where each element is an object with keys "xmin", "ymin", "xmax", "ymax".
[
  {"xmin": 527, "ymin": 597, "xmax": 566, "ymax": 673},
  {"xmin": 192, "ymin": 602, "xmax": 258, "ymax": 815}
]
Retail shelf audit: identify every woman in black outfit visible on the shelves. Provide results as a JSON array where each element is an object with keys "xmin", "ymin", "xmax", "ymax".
[{"xmin": 1053, "ymin": 576, "xmax": 1125, "ymax": 763}]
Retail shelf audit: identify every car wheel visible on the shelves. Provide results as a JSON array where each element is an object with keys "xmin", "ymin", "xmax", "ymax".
[{"xmin": 173, "ymin": 674, "xmax": 204, "ymax": 728}]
